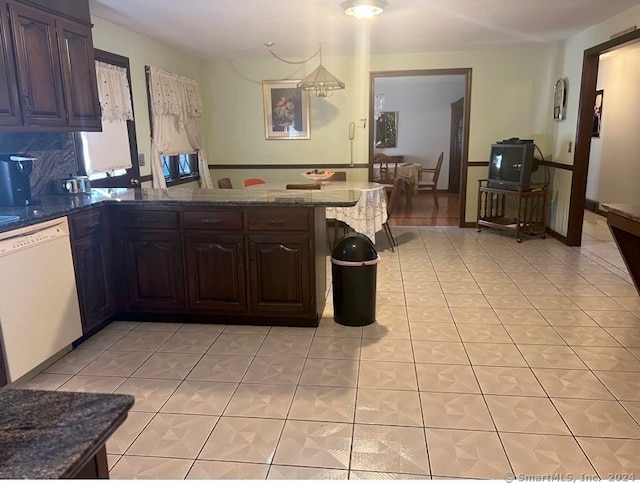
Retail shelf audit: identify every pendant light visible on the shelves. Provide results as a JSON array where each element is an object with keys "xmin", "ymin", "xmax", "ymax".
[{"xmin": 342, "ymin": 0, "xmax": 388, "ymax": 19}]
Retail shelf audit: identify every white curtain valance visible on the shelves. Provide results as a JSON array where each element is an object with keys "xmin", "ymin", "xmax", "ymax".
[
  {"xmin": 95, "ymin": 61, "xmax": 133, "ymax": 122},
  {"xmin": 148, "ymin": 66, "xmax": 202, "ymax": 125}
]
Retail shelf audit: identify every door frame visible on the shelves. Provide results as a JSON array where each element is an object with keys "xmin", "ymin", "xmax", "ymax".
[
  {"xmin": 567, "ymin": 28, "xmax": 640, "ymax": 245},
  {"xmin": 369, "ymin": 68, "xmax": 472, "ymax": 227}
]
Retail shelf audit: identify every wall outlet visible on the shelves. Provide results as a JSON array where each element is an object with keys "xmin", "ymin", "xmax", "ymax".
[{"xmin": 138, "ymin": 153, "xmax": 145, "ymax": 166}]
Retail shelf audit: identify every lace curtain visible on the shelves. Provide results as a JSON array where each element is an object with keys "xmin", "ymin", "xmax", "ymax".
[
  {"xmin": 95, "ymin": 61, "xmax": 133, "ymax": 122},
  {"xmin": 147, "ymin": 66, "xmax": 212, "ymax": 189}
]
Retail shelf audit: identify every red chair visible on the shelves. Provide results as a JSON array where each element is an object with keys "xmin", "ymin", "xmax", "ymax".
[{"xmin": 243, "ymin": 177, "xmax": 266, "ymax": 188}]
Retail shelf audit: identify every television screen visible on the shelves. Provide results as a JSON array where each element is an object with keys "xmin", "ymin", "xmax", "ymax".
[{"xmin": 488, "ymin": 142, "xmax": 536, "ymax": 189}]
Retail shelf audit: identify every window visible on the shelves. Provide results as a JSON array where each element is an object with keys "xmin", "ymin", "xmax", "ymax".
[{"xmin": 161, "ymin": 152, "xmax": 199, "ymax": 186}]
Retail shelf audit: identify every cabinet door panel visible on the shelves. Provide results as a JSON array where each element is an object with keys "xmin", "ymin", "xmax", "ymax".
[
  {"xmin": 9, "ymin": 2, "xmax": 65, "ymax": 127},
  {"xmin": 249, "ymin": 234, "xmax": 312, "ymax": 314},
  {"xmin": 56, "ymin": 17, "xmax": 101, "ymax": 130},
  {"xmin": 0, "ymin": 0, "xmax": 21, "ymax": 126},
  {"xmin": 73, "ymin": 234, "xmax": 113, "ymax": 333},
  {"xmin": 123, "ymin": 232, "xmax": 185, "ymax": 311},
  {"xmin": 185, "ymin": 233, "xmax": 246, "ymax": 312}
]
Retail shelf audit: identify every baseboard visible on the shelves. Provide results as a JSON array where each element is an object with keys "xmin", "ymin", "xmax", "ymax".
[
  {"xmin": 585, "ymin": 198, "xmax": 598, "ymax": 213},
  {"xmin": 546, "ymin": 226, "xmax": 570, "ymax": 245}
]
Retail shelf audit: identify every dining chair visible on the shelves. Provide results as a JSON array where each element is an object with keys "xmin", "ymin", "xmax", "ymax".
[
  {"xmin": 327, "ymin": 171, "xmax": 346, "ymax": 181},
  {"xmin": 417, "ymin": 152, "xmax": 444, "ymax": 207},
  {"xmin": 243, "ymin": 177, "xmax": 266, "ymax": 188},
  {"xmin": 218, "ymin": 177, "xmax": 233, "ymax": 189},
  {"xmin": 285, "ymin": 183, "xmax": 321, "ymax": 190},
  {"xmin": 381, "ymin": 177, "xmax": 404, "ymax": 251}
]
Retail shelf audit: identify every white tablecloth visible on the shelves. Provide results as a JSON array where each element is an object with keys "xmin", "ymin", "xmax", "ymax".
[
  {"xmin": 247, "ymin": 181, "xmax": 387, "ymax": 243},
  {"xmin": 373, "ymin": 162, "xmax": 421, "ymax": 192}
]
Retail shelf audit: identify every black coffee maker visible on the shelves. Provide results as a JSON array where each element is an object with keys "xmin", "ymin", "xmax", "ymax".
[{"xmin": 0, "ymin": 154, "xmax": 36, "ymax": 206}]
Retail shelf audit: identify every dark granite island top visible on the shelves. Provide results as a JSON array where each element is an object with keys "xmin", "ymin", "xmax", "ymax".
[
  {"xmin": 0, "ymin": 389, "xmax": 134, "ymax": 479},
  {"xmin": 0, "ymin": 186, "xmax": 361, "ymax": 233},
  {"xmin": 603, "ymin": 203, "xmax": 640, "ymax": 223}
]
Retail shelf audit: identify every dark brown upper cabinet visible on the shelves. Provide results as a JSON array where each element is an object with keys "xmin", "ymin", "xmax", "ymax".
[
  {"xmin": 0, "ymin": 0, "xmax": 21, "ymax": 126},
  {"xmin": 0, "ymin": 0, "xmax": 101, "ymax": 132}
]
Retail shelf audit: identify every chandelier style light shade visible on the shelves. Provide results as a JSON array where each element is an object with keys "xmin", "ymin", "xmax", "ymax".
[
  {"xmin": 342, "ymin": 0, "xmax": 388, "ymax": 19},
  {"xmin": 265, "ymin": 43, "xmax": 345, "ymax": 97}
]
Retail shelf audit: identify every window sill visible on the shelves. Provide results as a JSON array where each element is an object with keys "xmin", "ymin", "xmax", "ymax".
[{"xmin": 165, "ymin": 175, "xmax": 200, "ymax": 188}]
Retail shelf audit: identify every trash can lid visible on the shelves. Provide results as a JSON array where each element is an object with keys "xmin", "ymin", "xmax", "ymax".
[{"xmin": 331, "ymin": 233, "xmax": 378, "ymax": 262}]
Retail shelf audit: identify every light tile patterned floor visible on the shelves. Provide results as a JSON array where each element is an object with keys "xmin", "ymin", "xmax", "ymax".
[{"xmin": 18, "ymin": 212, "xmax": 640, "ymax": 479}]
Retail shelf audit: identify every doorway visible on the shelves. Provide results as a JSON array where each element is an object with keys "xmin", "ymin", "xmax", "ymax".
[{"xmin": 369, "ymin": 69, "xmax": 472, "ymax": 227}]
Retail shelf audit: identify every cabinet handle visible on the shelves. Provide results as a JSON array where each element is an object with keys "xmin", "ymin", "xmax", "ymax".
[
  {"xmin": 266, "ymin": 219, "xmax": 285, "ymax": 226},
  {"xmin": 201, "ymin": 218, "xmax": 223, "ymax": 224}
]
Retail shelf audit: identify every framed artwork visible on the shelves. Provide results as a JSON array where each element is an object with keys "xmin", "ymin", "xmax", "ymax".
[
  {"xmin": 592, "ymin": 90, "xmax": 603, "ymax": 137},
  {"xmin": 375, "ymin": 111, "xmax": 398, "ymax": 148},
  {"xmin": 262, "ymin": 80, "xmax": 310, "ymax": 139}
]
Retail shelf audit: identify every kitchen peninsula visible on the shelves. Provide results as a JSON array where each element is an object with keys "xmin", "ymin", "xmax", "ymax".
[
  {"xmin": 604, "ymin": 204, "xmax": 640, "ymax": 295},
  {"xmin": 0, "ymin": 187, "xmax": 360, "ymax": 335}
]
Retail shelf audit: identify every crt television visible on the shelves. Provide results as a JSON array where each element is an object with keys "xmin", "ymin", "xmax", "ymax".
[{"xmin": 487, "ymin": 140, "xmax": 539, "ymax": 190}]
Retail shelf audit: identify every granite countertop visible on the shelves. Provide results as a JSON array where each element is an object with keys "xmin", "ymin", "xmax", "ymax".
[
  {"xmin": 602, "ymin": 204, "xmax": 640, "ymax": 223},
  {"xmin": 0, "ymin": 389, "xmax": 134, "ymax": 479},
  {"xmin": 0, "ymin": 186, "xmax": 361, "ymax": 233}
]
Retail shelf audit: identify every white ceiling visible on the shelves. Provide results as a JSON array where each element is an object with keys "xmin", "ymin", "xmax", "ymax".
[{"xmin": 89, "ymin": 0, "xmax": 640, "ymax": 61}]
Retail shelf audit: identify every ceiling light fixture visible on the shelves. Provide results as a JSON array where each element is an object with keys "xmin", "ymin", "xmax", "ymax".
[
  {"xmin": 264, "ymin": 42, "xmax": 345, "ymax": 97},
  {"xmin": 342, "ymin": 0, "xmax": 388, "ymax": 19}
]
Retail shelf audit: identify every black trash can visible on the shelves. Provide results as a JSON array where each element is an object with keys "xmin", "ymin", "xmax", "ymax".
[{"xmin": 331, "ymin": 233, "xmax": 380, "ymax": 326}]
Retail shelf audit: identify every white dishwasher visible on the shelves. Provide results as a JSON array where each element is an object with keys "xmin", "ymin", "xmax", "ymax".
[{"xmin": 0, "ymin": 217, "xmax": 83, "ymax": 383}]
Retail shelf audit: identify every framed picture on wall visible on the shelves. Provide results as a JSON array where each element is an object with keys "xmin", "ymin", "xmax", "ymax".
[
  {"xmin": 592, "ymin": 90, "xmax": 604, "ymax": 137},
  {"xmin": 262, "ymin": 80, "xmax": 310, "ymax": 140},
  {"xmin": 375, "ymin": 111, "xmax": 398, "ymax": 148}
]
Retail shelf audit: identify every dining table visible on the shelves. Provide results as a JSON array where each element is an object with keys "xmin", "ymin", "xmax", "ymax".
[
  {"xmin": 246, "ymin": 181, "xmax": 387, "ymax": 242},
  {"xmin": 372, "ymin": 162, "xmax": 421, "ymax": 193}
]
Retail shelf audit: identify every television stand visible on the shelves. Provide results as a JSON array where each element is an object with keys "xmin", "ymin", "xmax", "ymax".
[{"xmin": 476, "ymin": 180, "xmax": 547, "ymax": 242}]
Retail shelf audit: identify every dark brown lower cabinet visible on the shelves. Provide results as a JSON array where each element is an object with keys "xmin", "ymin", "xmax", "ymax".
[
  {"xmin": 184, "ymin": 232, "xmax": 247, "ymax": 312},
  {"xmin": 121, "ymin": 230, "xmax": 186, "ymax": 312}
]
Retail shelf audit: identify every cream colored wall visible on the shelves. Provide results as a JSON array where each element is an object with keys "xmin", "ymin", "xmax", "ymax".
[
  {"xmin": 90, "ymin": 16, "xmax": 209, "ymax": 182},
  {"xmin": 204, "ymin": 46, "xmax": 559, "ymax": 222},
  {"xmin": 549, "ymin": 4, "xmax": 640, "ymax": 236}
]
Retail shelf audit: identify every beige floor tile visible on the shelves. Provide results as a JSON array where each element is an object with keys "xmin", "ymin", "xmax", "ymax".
[
  {"xmin": 517, "ymin": 283, "xmax": 564, "ymax": 296},
  {"xmin": 594, "ymin": 371, "xmax": 640, "ymax": 401},
  {"xmin": 223, "ymin": 383, "xmax": 296, "ymax": 418},
  {"xmin": 20, "ymin": 373, "xmax": 71, "ymax": 391},
  {"xmin": 404, "ymin": 292, "xmax": 447, "ymax": 307},
  {"xmin": 199, "ymin": 416, "xmax": 285, "ymax": 463},
  {"xmin": 269, "ymin": 466, "xmax": 349, "ymax": 479},
  {"xmin": 421, "ymin": 392, "xmax": 494, "ymax": 430},
  {"xmin": 42, "ymin": 349, "xmax": 102, "ymax": 374},
  {"xmin": 78, "ymin": 350, "xmax": 152, "ymax": 377},
  {"xmin": 76, "ymin": 329, "xmax": 129, "ymax": 351},
  {"xmin": 501, "ymin": 433, "xmax": 597, "ymax": 477},
  {"xmin": 570, "ymin": 296, "xmax": 626, "ymax": 311},
  {"xmin": 223, "ymin": 325, "xmax": 271, "ymax": 335},
  {"xmin": 555, "ymin": 283, "xmax": 605, "ymax": 298},
  {"xmin": 242, "ymin": 356, "xmax": 306, "ymax": 384},
  {"xmin": 186, "ymin": 354, "xmax": 253, "ymax": 382},
  {"xmin": 351, "ymin": 424, "xmax": 430, "ymax": 475},
  {"xmin": 273, "ymin": 420, "xmax": 352, "ymax": 469},
  {"xmin": 160, "ymin": 380, "xmax": 238, "ymax": 415},
  {"xmin": 409, "ymin": 321, "xmax": 460, "ymax": 341},
  {"xmin": 577, "ymin": 437, "xmax": 640, "ymax": 477},
  {"xmin": 376, "ymin": 305, "xmax": 409, "ymax": 323},
  {"xmin": 300, "ymin": 358, "xmax": 359, "ymax": 387},
  {"xmin": 114, "ymin": 377, "xmax": 181, "ymax": 412},
  {"xmin": 363, "ymin": 320, "xmax": 411, "ymax": 340},
  {"xmin": 486, "ymin": 295, "xmax": 534, "ymax": 310},
  {"xmin": 314, "ymin": 317, "xmax": 363, "ymax": 337},
  {"xmin": 572, "ymin": 346, "xmax": 640, "ymax": 372},
  {"xmin": 289, "ymin": 385, "xmax": 356, "ymax": 422},
  {"xmin": 407, "ymin": 306, "xmax": 453, "ymax": 323},
  {"xmin": 402, "ymin": 281, "xmax": 443, "ymax": 294},
  {"xmin": 106, "ymin": 411, "xmax": 155, "ymax": 454},
  {"xmin": 157, "ymin": 331, "xmax": 219, "ymax": 353},
  {"xmin": 109, "ymin": 330, "xmax": 173, "ymax": 352},
  {"xmin": 606, "ymin": 327, "xmax": 640, "ymax": 347},
  {"xmin": 595, "ymin": 283, "xmax": 639, "ymax": 297},
  {"xmin": 621, "ymin": 401, "xmax": 640, "ymax": 425},
  {"xmin": 553, "ymin": 398, "xmax": 640, "ymax": 438},
  {"xmin": 206, "ymin": 334, "xmax": 266, "ymax": 355},
  {"xmin": 178, "ymin": 323, "xmax": 226, "ymax": 334},
  {"xmin": 133, "ymin": 322, "xmax": 183, "ymax": 332},
  {"xmin": 457, "ymin": 324, "xmax": 512, "ymax": 343},
  {"xmin": 132, "ymin": 352, "xmax": 201, "ymax": 380},
  {"xmin": 533, "ymin": 368, "xmax": 614, "ymax": 400},
  {"xmin": 186, "ymin": 460, "xmax": 269, "ymax": 479},
  {"xmin": 611, "ymin": 297, "xmax": 640, "ymax": 311},
  {"xmin": 415, "ymin": 363, "xmax": 481, "ymax": 393},
  {"xmin": 361, "ymin": 338, "xmax": 415, "ymax": 362},
  {"xmin": 126, "ymin": 413, "xmax": 218, "ymax": 458},
  {"xmin": 486, "ymin": 395, "xmax": 570, "ymax": 435},
  {"xmin": 554, "ymin": 326, "xmax": 621, "ymax": 346},
  {"xmin": 526, "ymin": 296, "xmax": 579, "ymax": 311},
  {"xmin": 586, "ymin": 310, "xmax": 640, "ymax": 327},
  {"xmin": 445, "ymin": 294, "xmax": 491, "ymax": 309},
  {"xmin": 539, "ymin": 310, "xmax": 601, "ymax": 328},
  {"xmin": 426, "ymin": 428, "xmax": 510, "ymax": 478},
  {"xmin": 464, "ymin": 342, "xmax": 527, "ymax": 367},
  {"xmin": 356, "ymin": 388, "xmax": 423, "ymax": 426},
  {"xmin": 518, "ymin": 345, "xmax": 587, "ymax": 369},
  {"xmin": 494, "ymin": 308, "xmax": 548, "ymax": 325},
  {"xmin": 436, "ymin": 272, "xmax": 475, "ymax": 283},
  {"xmin": 308, "ymin": 336, "xmax": 361, "ymax": 359},
  {"xmin": 504, "ymin": 325, "xmax": 566, "ymax": 345},
  {"xmin": 110, "ymin": 455, "xmax": 194, "ymax": 479},
  {"xmin": 440, "ymin": 282, "xmax": 482, "ymax": 294},
  {"xmin": 472, "ymin": 272, "xmax": 513, "ymax": 284},
  {"xmin": 358, "ymin": 361, "xmax": 418, "ymax": 390},
  {"xmin": 478, "ymin": 282, "xmax": 522, "ymax": 295},
  {"xmin": 58, "ymin": 375, "xmax": 127, "ymax": 393},
  {"xmin": 450, "ymin": 307, "xmax": 501, "ymax": 324},
  {"xmin": 412, "ymin": 340, "xmax": 469, "ymax": 365},
  {"xmin": 474, "ymin": 366, "xmax": 546, "ymax": 396}
]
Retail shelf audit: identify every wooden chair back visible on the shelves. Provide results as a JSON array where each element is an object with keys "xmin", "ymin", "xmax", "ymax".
[
  {"xmin": 243, "ymin": 177, "xmax": 266, "ymax": 188},
  {"xmin": 386, "ymin": 176, "xmax": 405, "ymax": 216},
  {"xmin": 218, "ymin": 177, "xmax": 233, "ymax": 189}
]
